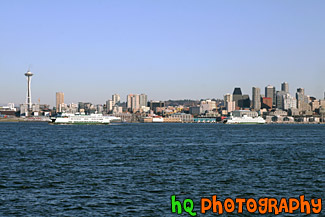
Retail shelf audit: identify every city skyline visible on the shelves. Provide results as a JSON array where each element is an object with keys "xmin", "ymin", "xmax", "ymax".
[
  {"xmin": 1, "ymin": 1, "xmax": 325, "ymax": 105},
  {"xmin": 1, "ymin": 69, "xmax": 324, "ymax": 107}
]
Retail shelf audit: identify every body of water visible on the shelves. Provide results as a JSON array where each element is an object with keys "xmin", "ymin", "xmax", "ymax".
[{"xmin": 0, "ymin": 123, "xmax": 324, "ymax": 216}]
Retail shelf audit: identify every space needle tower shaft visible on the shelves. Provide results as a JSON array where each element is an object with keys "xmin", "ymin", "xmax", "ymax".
[{"xmin": 24, "ymin": 70, "xmax": 34, "ymax": 112}]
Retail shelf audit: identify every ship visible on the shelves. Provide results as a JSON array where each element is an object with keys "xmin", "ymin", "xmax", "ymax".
[
  {"xmin": 223, "ymin": 110, "xmax": 266, "ymax": 124},
  {"xmin": 50, "ymin": 113, "xmax": 121, "ymax": 125}
]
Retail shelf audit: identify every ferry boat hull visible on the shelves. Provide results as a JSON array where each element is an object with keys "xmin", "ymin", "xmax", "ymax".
[
  {"xmin": 50, "ymin": 113, "xmax": 120, "ymax": 125},
  {"xmin": 224, "ymin": 116, "xmax": 266, "ymax": 124}
]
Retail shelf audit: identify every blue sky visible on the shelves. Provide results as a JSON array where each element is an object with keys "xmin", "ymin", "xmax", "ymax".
[{"xmin": 0, "ymin": 0, "xmax": 324, "ymax": 106}]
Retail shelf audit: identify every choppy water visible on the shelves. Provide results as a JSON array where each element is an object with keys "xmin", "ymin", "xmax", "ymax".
[{"xmin": 0, "ymin": 123, "xmax": 324, "ymax": 216}]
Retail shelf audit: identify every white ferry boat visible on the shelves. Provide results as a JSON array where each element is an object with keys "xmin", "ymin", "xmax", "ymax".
[
  {"xmin": 224, "ymin": 110, "xmax": 266, "ymax": 124},
  {"xmin": 50, "ymin": 113, "xmax": 121, "ymax": 125},
  {"xmin": 224, "ymin": 115, "xmax": 266, "ymax": 124}
]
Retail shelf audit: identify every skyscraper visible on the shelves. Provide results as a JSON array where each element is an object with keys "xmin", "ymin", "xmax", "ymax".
[
  {"xmin": 127, "ymin": 94, "xmax": 141, "ymax": 112},
  {"xmin": 224, "ymin": 93, "xmax": 235, "ymax": 113},
  {"xmin": 132, "ymin": 94, "xmax": 140, "ymax": 111},
  {"xmin": 112, "ymin": 94, "xmax": 120, "ymax": 105},
  {"xmin": 252, "ymin": 87, "xmax": 261, "ymax": 111},
  {"xmin": 281, "ymin": 82, "xmax": 289, "ymax": 93},
  {"xmin": 296, "ymin": 88, "xmax": 310, "ymax": 111},
  {"xmin": 139, "ymin": 94, "xmax": 148, "ymax": 108},
  {"xmin": 265, "ymin": 85, "xmax": 276, "ymax": 107},
  {"xmin": 106, "ymin": 100, "xmax": 114, "ymax": 113},
  {"xmin": 56, "ymin": 92, "xmax": 64, "ymax": 112},
  {"xmin": 276, "ymin": 91, "xmax": 286, "ymax": 110},
  {"xmin": 283, "ymin": 93, "xmax": 297, "ymax": 110},
  {"xmin": 297, "ymin": 88, "xmax": 305, "ymax": 95},
  {"xmin": 232, "ymin": 87, "xmax": 242, "ymax": 109},
  {"xmin": 127, "ymin": 94, "xmax": 133, "ymax": 110}
]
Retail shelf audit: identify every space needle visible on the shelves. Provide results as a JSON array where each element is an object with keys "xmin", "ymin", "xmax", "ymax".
[{"xmin": 24, "ymin": 69, "xmax": 34, "ymax": 114}]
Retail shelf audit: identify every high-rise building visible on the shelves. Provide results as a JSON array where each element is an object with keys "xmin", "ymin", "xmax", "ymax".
[
  {"xmin": 127, "ymin": 94, "xmax": 133, "ymax": 109},
  {"xmin": 232, "ymin": 87, "xmax": 251, "ymax": 109},
  {"xmin": 296, "ymin": 88, "xmax": 310, "ymax": 112},
  {"xmin": 265, "ymin": 85, "xmax": 276, "ymax": 107},
  {"xmin": 132, "ymin": 94, "xmax": 140, "ymax": 111},
  {"xmin": 232, "ymin": 87, "xmax": 242, "ymax": 109},
  {"xmin": 224, "ymin": 93, "xmax": 232, "ymax": 103},
  {"xmin": 106, "ymin": 100, "xmax": 114, "ymax": 113},
  {"xmin": 139, "ymin": 94, "xmax": 148, "ymax": 108},
  {"xmin": 297, "ymin": 88, "xmax": 305, "ymax": 95},
  {"xmin": 239, "ymin": 95, "xmax": 251, "ymax": 108},
  {"xmin": 224, "ymin": 93, "xmax": 235, "ymax": 113},
  {"xmin": 262, "ymin": 97, "xmax": 272, "ymax": 109},
  {"xmin": 283, "ymin": 93, "xmax": 296, "ymax": 110},
  {"xmin": 56, "ymin": 92, "xmax": 64, "ymax": 112},
  {"xmin": 127, "ymin": 94, "xmax": 141, "ymax": 112},
  {"xmin": 281, "ymin": 82, "xmax": 289, "ymax": 93},
  {"xmin": 276, "ymin": 91, "xmax": 286, "ymax": 110},
  {"xmin": 112, "ymin": 94, "xmax": 120, "ymax": 105},
  {"xmin": 252, "ymin": 87, "xmax": 261, "ymax": 111}
]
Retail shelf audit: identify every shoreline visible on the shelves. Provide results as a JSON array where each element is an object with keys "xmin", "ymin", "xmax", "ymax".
[{"xmin": 0, "ymin": 118, "xmax": 324, "ymax": 125}]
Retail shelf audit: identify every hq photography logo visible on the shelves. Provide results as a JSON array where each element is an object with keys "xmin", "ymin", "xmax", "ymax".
[{"xmin": 170, "ymin": 195, "xmax": 322, "ymax": 216}]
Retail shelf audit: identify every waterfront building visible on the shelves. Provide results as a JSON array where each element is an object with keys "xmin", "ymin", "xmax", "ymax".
[
  {"xmin": 148, "ymin": 101, "xmax": 165, "ymax": 113},
  {"xmin": 19, "ymin": 103, "xmax": 40, "ymax": 116},
  {"xmin": 56, "ymin": 92, "xmax": 64, "ymax": 113},
  {"xmin": 170, "ymin": 113, "xmax": 194, "ymax": 122},
  {"xmin": 265, "ymin": 85, "xmax": 276, "ymax": 107},
  {"xmin": 200, "ymin": 100, "xmax": 216, "ymax": 114},
  {"xmin": 252, "ymin": 87, "xmax": 261, "ymax": 111},
  {"xmin": 20, "ymin": 104, "xmax": 28, "ymax": 116},
  {"xmin": 0, "ymin": 104, "xmax": 16, "ymax": 116},
  {"xmin": 189, "ymin": 106, "xmax": 200, "ymax": 115},
  {"xmin": 0, "ymin": 103, "xmax": 16, "ymax": 113}
]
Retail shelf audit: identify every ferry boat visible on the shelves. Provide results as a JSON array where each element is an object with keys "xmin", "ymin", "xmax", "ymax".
[
  {"xmin": 50, "ymin": 113, "xmax": 121, "ymax": 125},
  {"xmin": 223, "ymin": 110, "xmax": 266, "ymax": 124},
  {"xmin": 224, "ymin": 115, "xmax": 266, "ymax": 124}
]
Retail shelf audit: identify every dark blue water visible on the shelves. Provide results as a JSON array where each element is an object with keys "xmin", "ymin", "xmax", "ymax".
[{"xmin": 0, "ymin": 123, "xmax": 324, "ymax": 216}]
